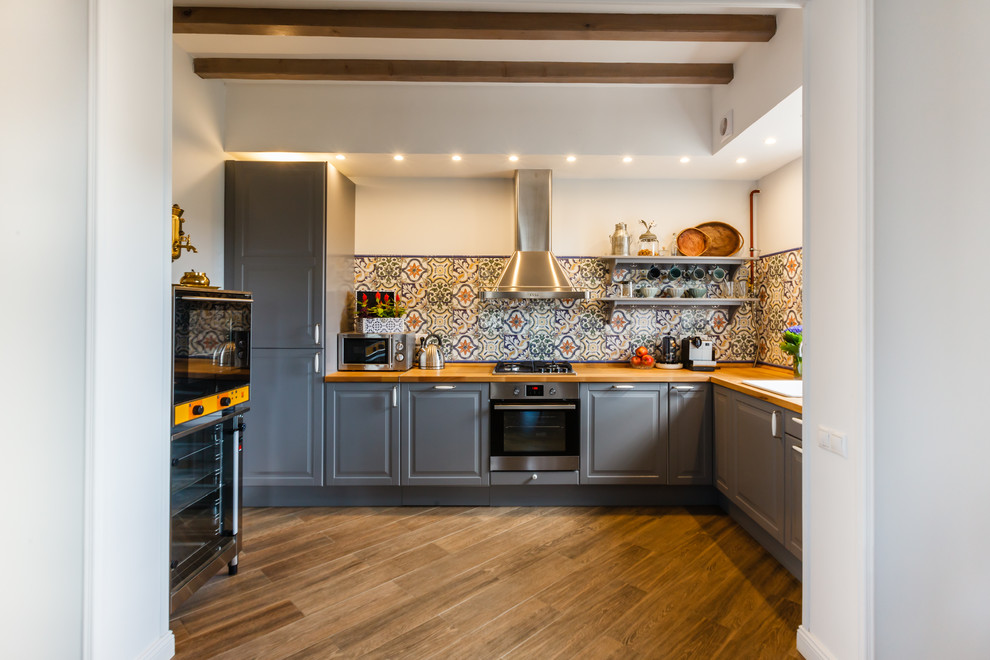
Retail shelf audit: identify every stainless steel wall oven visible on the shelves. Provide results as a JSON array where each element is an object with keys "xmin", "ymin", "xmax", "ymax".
[{"xmin": 489, "ymin": 382, "xmax": 580, "ymax": 471}]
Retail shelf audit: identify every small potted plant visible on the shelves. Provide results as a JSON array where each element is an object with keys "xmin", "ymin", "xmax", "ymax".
[
  {"xmin": 355, "ymin": 291, "xmax": 407, "ymax": 333},
  {"xmin": 780, "ymin": 325, "xmax": 803, "ymax": 379}
]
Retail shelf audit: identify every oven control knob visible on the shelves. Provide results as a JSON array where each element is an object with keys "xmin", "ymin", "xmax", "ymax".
[
  {"xmin": 192, "ymin": 404, "xmax": 205, "ymax": 416},
  {"xmin": 395, "ymin": 342, "xmax": 405, "ymax": 351},
  {"xmin": 219, "ymin": 397, "xmax": 232, "ymax": 407},
  {"xmin": 513, "ymin": 387, "xmax": 521, "ymax": 396},
  {"xmin": 549, "ymin": 387, "xmax": 556, "ymax": 396},
  {"xmin": 396, "ymin": 353, "xmax": 404, "ymax": 362}
]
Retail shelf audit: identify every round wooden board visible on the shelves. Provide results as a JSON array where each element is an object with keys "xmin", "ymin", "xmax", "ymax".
[
  {"xmin": 695, "ymin": 221, "xmax": 744, "ymax": 256},
  {"xmin": 676, "ymin": 227, "xmax": 710, "ymax": 256}
]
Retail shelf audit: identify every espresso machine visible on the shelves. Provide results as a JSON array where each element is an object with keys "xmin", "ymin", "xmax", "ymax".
[
  {"xmin": 682, "ymin": 336, "xmax": 716, "ymax": 371},
  {"xmin": 657, "ymin": 336, "xmax": 682, "ymax": 369}
]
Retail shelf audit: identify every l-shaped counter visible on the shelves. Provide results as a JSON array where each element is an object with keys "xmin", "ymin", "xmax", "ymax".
[{"xmin": 325, "ymin": 363, "xmax": 803, "ymax": 414}]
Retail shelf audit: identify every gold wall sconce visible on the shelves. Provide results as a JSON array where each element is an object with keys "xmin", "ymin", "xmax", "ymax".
[{"xmin": 171, "ymin": 204, "xmax": 199, "ymax": 261}]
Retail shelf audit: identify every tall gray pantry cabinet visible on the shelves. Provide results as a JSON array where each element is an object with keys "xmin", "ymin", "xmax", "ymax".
[{"xmin": 225, "ymin": 161, "xmax": 332, "ymax": 501}]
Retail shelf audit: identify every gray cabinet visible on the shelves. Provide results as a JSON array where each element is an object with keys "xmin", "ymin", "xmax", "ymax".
[
  {"xmin": 667, "ymin": 383, "xmax": 712, "ymax": 485},
  {"xmin": 733, "ymin": 394, "xmax": 786, "ymax": 542},
  {"xmin": 225, "ymin": 161, "xmax": 328, "ymax": 495},
  {"xmin": 401, "ymin": 383, "xmax": 489, "ymax": 486},
  {"xmin": 713, "ymin": 386, "xmax": 734, "ymax": 495},
  {"xmin": 325, "ymin": 383, "xmax": 399, "ymax": 486},
  {"xmin": 581, "ymin": 383, "xmax": 668, "ymax": 484},
  {"xmin": 243, "ymin": 349, "xmax": 323, "ymax": 487},
  {"xmin": 225, "ymin": 161, "xmax": 326, "ymax": 349},
  {"xmin": 785, "ymin": 415, "xmax": 803, "ymax": 558}
]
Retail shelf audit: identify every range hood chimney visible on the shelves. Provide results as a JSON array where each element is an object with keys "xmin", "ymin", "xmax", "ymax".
[{"xmin": 482, "ymin": 170, "xmax": 587, "ymax": 299}]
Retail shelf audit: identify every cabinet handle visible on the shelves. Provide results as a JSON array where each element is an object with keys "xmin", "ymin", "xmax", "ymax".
[
  {"xmin": 314, "ymin": 323, "xmax": 320, "ymax": 345},
  {"xmin": 792, "ymin": 417, "xmax": 803, "ymax": 425},
  {"xmin": 672, "ymin": 385, "xmax": 694, "ymax": 391},
  {"xmin": 771, "ymin": 410, "xmax": 780, "ymax": 438},
  {"xmin": 793, "ymin": 445, "xmax": 804, "ymax": 455},
  {"xmin": 433, "ymin": 385, "xmax": 456, "ymax": 390},
  {"xmin": 532, "ymin": 473, "xmax": 539, "ymax": 480},
  {"xmin": 611, "ymin": 385, "xmax": 635, "ymax": 390},
  {"xmin": 314, "ymin": 353, "xmax": 320, "ymax": 374},
  {"xmin": 392, "ymin": 386, "xmax": 397, "ymax": 408}
]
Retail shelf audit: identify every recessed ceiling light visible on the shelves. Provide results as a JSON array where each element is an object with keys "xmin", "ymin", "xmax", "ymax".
[
  {"xmin": 680, "ymin": 156, "xmax": 691, "ymax": 164},
  {"xmin": 508, "ymin": 155, "xmax": 519, "ymax": 162},
  {"xmin": 566, "ymin": 155, "xmax": 577, "ymax": 163},
  {"xmin": 451, "ymin": 154, "xmax": 462, "ymax": 161},
  {"xmin": 736, "ymin": 157, "xmax": 747, "ymax": 164},
  {"xmin": 765, "ymin": 137, "xmax": 777, "ymax": 145},
  {"xmin": 335, "ymin": 154, "xmax": 346, "ymax": 160},
  {"xmin": 622, "ymin": 156, "xmax": 633, "ymax": 164},
  {"xmin": 393, "ymin": 154, "xmax": 404, "ymax": 161}
]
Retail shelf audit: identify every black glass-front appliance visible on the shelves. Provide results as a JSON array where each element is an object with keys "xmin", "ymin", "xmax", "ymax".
[
  {"xmin": 172, "ymin": 287, "xmax": 252, "ymax": 425},
  {"xmin": 170, "ymin": 410, "xmax": 245, "ymax": 613}
]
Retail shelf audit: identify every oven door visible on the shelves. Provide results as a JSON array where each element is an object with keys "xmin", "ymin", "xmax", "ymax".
[{"xmin": 490, "ymin": 401, "xmax": 580, "ymax": 471}]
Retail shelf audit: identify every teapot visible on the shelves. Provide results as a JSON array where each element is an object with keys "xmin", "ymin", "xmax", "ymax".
[{"xmin": 419, "ymin": 333, "xmax": 445, "ymax": 370}]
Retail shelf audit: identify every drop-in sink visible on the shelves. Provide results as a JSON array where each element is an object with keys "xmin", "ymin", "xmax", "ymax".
[{"xmin": 742, "ymin": 380, "xmax": 803, "ymax": 398}]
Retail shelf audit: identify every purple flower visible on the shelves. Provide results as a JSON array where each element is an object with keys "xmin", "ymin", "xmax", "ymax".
[{"xmin": 785, "ymin": 325, "xmax": 803, "ymax": 335}]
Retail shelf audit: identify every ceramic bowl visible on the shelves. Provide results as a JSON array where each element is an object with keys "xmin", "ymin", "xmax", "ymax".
[{"xmin": 639, "ymin": 286, "xmax": 659, "ymax": 298}]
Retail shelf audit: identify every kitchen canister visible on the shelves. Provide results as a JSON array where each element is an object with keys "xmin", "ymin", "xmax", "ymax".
[{"xmin": 609, "ymin": 223, "xmax": 631, "ymax": 256}]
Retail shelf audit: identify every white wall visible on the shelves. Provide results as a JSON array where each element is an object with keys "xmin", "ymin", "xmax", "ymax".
[
  {"xmin": 0, "ymin": 1, "xmax": 88, "ymax": 656},
  {"xmin": 172, "ymin": 44, "xmax": 226, "ymax": 286},
  {"xmin": 353, "ymin": 177, "xmax": 756, "ymax": 256},
  {"xmin": 224, "ymin": 83, "xmax": 712, "ymax": 157},
  {"xmin": 713, "ymin": 8, "xmax": 803, "ymax": 154},
  {"xmin": 800, "ymin": 1, "xmax": 869, "ymax": 658},
  {"xmin": 755, "ymin": 157, "xmax": 802, "ymax": 254},
  {"xmin": 873, "ymin": 1, "xmax": 990, "ymax": 657},
  {"xmin": 1, "ymin": 1, "xmax": 173, "ymax": 659}
]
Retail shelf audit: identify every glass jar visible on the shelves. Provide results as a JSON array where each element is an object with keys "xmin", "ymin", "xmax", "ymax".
[{"xmin": 637, "ymin": 220, "xmax": 660, "ymax": 256}]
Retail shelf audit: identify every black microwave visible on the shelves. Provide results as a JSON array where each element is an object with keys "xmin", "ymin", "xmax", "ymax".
[{"xmin": 337, "ymin": 333, "xmax": 416, "ymax": 371}]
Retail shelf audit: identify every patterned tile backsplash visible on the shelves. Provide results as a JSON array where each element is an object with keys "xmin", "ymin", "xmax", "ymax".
[
  {"xmin": 754, "ymin": 248, "xmax": 804, "ymax": 368},
  {"xmin": 354, "ymin": 249, "xmax": 802, "ymax": 365}
]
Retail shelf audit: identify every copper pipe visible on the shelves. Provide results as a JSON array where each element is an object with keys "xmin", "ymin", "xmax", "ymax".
[{"xmin": 749, "ymin": 189, "xmax": 760, "ymax": 280}]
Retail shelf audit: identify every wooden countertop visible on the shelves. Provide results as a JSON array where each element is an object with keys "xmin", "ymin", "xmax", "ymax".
[{"xmin": 325, "ymin": 363, "xmax": 802, "ymax": 413}]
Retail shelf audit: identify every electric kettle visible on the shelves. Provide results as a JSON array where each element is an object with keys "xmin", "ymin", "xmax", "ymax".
[{"xmin": 419, "ymin": 333, "xmax": 445, "ymax": 370}]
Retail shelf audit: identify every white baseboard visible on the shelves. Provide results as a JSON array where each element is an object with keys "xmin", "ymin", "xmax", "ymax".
[
  {"xmin": 797, "ymin": 626, "xmax": 834, "ymax": 660},
  {"xmin": 137, "ymin": 632, "xmax": 175, "ymax": 660}
]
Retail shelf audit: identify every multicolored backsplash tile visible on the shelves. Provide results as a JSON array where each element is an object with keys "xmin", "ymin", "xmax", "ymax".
[
  {"xmin": 754, "ymin": 248, "xmax": 804, "ymax": 369},
  {"xmin": 353, "ymin": 251, "xmax": 802, "ymax": 364}
]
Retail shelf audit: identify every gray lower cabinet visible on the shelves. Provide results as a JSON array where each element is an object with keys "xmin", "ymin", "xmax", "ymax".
[
  {"xmin": 713, "ymin": 386, "xmax": 734, "ymax": 496},
  {"xmin": 401, "ymin": 383, "xmax": 490, "ymax": 486},
  {"xmin": 668, "ymin": 384, "xmax": 713, "ymax": 485},
  {"xmin": 325, "ymin": 383, "xmax": 399, "ymax": 486},
  {"xmin": 731, "ymin": 392, "xmax": 787, "ymax": 543},
  {"xmin": 785, "ymin": 414, "xmax": 803, "ymax": 558},
  {"xmin": 243, "ymin": 348, "xmax": 324, "ymax": 487},
  {"xmin": 581, "ymin": 383, "xmax": 668, "ymax": 484}
]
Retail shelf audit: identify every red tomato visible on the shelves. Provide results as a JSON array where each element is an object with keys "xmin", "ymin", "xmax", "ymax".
[
  {"xmin": 635, "ymin": 346, "xmax": 649, "ymax": 357},
  {"xmin": 641, "ymin": 354, "xmax": 655, "ymax": 367},
  {"xmin": 630, "ymin": 355, "xmax": 643, "ymax": 366}
]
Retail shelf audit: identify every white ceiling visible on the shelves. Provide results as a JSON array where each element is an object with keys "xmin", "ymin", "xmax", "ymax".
[{"xmin": 177, "ymin": 1, "xmax": 803, "ymax": 180}]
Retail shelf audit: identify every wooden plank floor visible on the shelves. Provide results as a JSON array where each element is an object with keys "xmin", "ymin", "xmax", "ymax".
[{"xmin": 171, "ymin": 506, "xmax": 801, "ymax": 659}]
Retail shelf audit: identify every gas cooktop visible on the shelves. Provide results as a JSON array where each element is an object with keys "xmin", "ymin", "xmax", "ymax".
[{"xmin": 492, "ymin": 360, "xmax": 575, "ymax": 375}]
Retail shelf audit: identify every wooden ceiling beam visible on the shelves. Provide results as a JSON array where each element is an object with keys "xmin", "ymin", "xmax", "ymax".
[
  {"xmin": 192, "ymin": 58, "xmax": 734, "ymax": 84},
  {"xmin": 174, "ymin": 8, "xmax": 776, "ymax": 42}
]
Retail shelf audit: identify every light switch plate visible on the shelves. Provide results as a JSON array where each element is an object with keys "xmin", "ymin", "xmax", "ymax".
[{"xmin": 817, "ymin": 425, "xmax": 849, "ymax": 458}]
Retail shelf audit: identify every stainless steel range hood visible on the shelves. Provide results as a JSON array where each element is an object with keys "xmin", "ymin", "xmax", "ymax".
[{"xmin": 482, "ymin": 170, "xmax": 587, "ymax": 299}]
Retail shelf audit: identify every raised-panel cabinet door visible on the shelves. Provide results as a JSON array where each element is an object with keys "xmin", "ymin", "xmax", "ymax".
[
  {"xmin": 325, "ymin": 383, "xmax": 400, "ymax": 486},
  {"xmin": 225, "ymin": 161, "xmax": 326, "ymax": 349},
  {"xmin": 713, "ymin": 386, "xmax": 734, "ymax": 496},
  {"xmin": 733, "ymin": 395, "xmax": 785, "ymax": 542},
  {"xmin": 242, "ymin": 348, "xmax": 324, "ymax": 489},
  {"xmin": 668, "ymin": 384, "xmax": 713, "ymax": 485},
  {"xmin": 401, "ymin": 383, "xmax": 489, "ymax": 486},
  {"xmin": 581, "ymin": 383, "xmax": 667, "ymax": 484}
]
